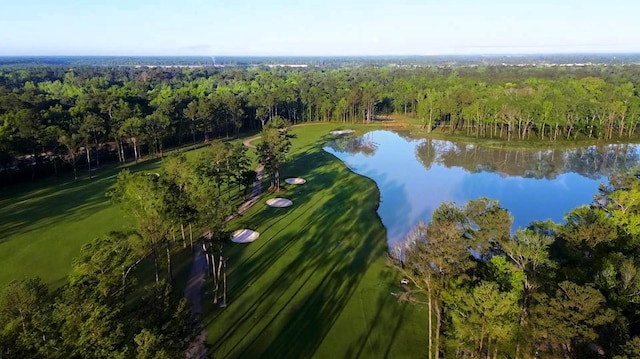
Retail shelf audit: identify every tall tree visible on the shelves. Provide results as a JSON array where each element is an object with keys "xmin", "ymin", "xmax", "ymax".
[
  {"xmin": 257, "ymin": 116, "xmax": 292, "ymax": 191},
  {"xmin": 110, "ymin": 170, "xmax": 173, "ymax": 283},
  {"xmin": 0, "ymin": 278, "xmax": 52, "ymax": 357},
  {"xmin": 400, "ymin": 201, "xmax": 476, "ymax": 359},
  {"xmin": 501, "ymin": 228, "xmax": 555, "ymax": 357},
  {"xmin": 57, "ymin": 129, "xmax": 81, "ymax": 180},
  {"xmin": 532, "ymin": 281, "xmax": 614, "ymax": 357}
]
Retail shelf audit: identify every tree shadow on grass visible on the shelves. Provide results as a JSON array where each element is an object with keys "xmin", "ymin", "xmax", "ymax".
[
  {"xmin": 0, "ymin": 159, "xmax": 162, "ymax": 245},
  {"xmin": 240, "ymin": 187, "xmax": 383, "ymax": 358},
  {"xmin": 202, "ymin": 138, "xmax": 399, "ymax": 358}
]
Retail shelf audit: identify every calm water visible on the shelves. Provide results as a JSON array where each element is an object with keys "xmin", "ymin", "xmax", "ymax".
[{"xmin": 324, "ymin": 130, "xmax": 640, "ymax": 248}]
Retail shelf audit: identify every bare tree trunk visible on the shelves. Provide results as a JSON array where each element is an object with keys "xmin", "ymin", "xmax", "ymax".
[
  {"xmin": 85, "ymin": 146, "xmax": 92, "ymax": 179},
  {"xmin": 119, "ymin": 140, "xmax": 125, "ymax": 163},
  {"xmin": 220, "ymin": 255, "xmax": 227, "ymax": 308},
  {"xmin": 216, "ymin": 254, "xmax": 224, "ymax": 304},
  {"xmin": 132, "ymin": 138, "xmax": 138, "ymax": 163},
  {"xmin": 181, "ymin": 223, "xmax": 186, "ymax": 249},
  {"xmin": 189, "ymin": 223, "xmax": 194, "ymax": 249},
  {"xmin": 212, "ymin": 246, "xmax": 221, "ymax": 305},
  {"xmin": 202, "ymin": 241, "xmax": 210, "ymax": 276},
  {"xmin": 208, "ymin": 244, "xmax": 216, "ymax": 277},
  {"xmin": 166, "ymin": 240, "xmax": 172, "ymax": 283},
  {"xmin": 428, "ymin": 285, "xmax": 433, "ymax": 359},
  {"xmin": 435, "ymin": 300, "xmax": 441, "ymax": 359},
  {"xmin": 114, "ymin": 137, "xmax": 123, "ymax": 162}
]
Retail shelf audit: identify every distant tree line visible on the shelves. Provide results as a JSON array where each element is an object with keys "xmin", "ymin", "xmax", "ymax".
[
  {"xmin": 3, "ymin": 64, "xmax": 640, "ymax": 185},
  {"xmin": 395, "ymin": 169, "xmax": 640, "ymax": 359}
]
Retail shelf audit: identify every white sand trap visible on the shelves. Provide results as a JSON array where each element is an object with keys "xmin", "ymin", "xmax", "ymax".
[
  {"xmin": 285, "ymin": 177, "xmax": 306, "ymax": 185},
  {"xmin": 330, "ymin": 129, "xmax": 355, "ymax": 135},
  {"xmin": 231, "ymin": 229, "xmax": 260, "ymax": 243},
  {"xmin": 266, "ymin": 197, "xmax": 293, "ymax": 208}
]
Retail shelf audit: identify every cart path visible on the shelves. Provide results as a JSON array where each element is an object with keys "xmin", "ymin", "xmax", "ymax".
[{"xmin": 185, "ymin": 161, "xmax": 264, "ymax": 358}]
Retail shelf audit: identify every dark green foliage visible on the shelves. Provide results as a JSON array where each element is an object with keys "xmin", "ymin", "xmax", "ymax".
[
  {"xmin": 0, "ymin": 235, "xmax": 197, "ymax": 359},
  {"xmin": 4, "ymin": 64, "xmax": 640, "ymax": 186},
  {"xmin": 0, "ymin": 278, "xmax": 54, "ymax": 358},
  {"xmin": 398, "ymin": 171, "xmax": 640, "ymax": 358},
  {"xmin": 532, "ymin": 281, "xmax": 614, "ymax": 356},
  {"xmin": 257, "ymin": 116, "xmax": 292, "ymax": 191}
]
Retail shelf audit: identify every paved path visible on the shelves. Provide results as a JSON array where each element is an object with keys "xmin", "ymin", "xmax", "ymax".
[
  {"xmin": 184, "ymin": 243, "xmax": 207, "ymax": 359},
  {"xmin": 234, "ymin": 164, "xmax": 264, "ymax": 216},
  {"xmin": 184, "ymin": 123, "xmax": 340, "ymax": 357},
  {"xmin": 184, "ymin": 146, "xmax": 264, "ymax": 358}
]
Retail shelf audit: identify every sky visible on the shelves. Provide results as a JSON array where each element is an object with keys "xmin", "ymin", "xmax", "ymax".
[{"xmin": 1, "ymin": 0, "xmax": 639, "ymax": 56}]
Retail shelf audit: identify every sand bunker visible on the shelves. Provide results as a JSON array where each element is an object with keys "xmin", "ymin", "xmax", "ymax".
[
  {"xmin": 285, "ymin": 177, "xmax": 306, "ymax": 185},
  {"xmin": 266, "ymin": 198, "xmax": 293, "ymax": 208},
  {"xmin": 231, "ymin": 229, "xmax": 260, "ymax": 243},
  {"xmin": 330, "ymin": 129, "xmax": 355, "ymax": 135}
]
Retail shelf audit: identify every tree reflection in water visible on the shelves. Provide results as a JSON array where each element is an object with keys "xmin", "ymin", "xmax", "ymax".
[{"xmin": 325, "ymin": 130, "xmax": 640, "ymax": 252}]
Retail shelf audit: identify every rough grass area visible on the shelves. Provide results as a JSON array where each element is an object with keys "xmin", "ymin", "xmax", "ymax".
[
  {"xmin": 0, "ymin": 140, "xmax": 244, "ymax": 289},
  {"xmin": 204, "ymin": 124, "xmax": 426, "ymax": 358}
]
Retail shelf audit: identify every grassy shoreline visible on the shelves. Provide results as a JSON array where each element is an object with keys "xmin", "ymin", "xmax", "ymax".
[
  {"xmin": 203, "ymin": 123, "xmax": 425, "ymax": 358},
  {"xmin": 398, "ymin": 115, "xmax": 640, "ymax": 150}
]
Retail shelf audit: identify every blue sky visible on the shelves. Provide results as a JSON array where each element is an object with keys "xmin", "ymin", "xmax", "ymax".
[{"xmin": 1, "ymin": 0, "xmax": 639, "ymax": 56}]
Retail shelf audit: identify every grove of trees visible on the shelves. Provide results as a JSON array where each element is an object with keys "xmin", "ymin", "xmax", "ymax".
[
  {"xmin": 0, "ymin": 233, "xmax": 196, "ymax": 358},
  {"xmin": 0, "ymin": 135, "xmax": 259, "ymax": 358},
  {"xmin": 395, "ymin": 169, "xmax": 640, "ymax": 359},
  {"xmin": 3, "ymin": 64, "xmax": 640, "ymax": 186}
]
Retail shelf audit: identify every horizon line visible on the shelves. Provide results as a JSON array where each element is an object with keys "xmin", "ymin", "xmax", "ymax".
[{"xmin": 2, "ymin": 52, "xmax": 640, "ymax": 58}]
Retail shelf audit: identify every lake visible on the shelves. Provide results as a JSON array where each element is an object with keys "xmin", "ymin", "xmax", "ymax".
[{"xmin": 324, "ymin": 130, "xmax": 640, "ymax": 248}]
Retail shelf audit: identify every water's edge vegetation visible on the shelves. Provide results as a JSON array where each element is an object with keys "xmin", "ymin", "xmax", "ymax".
[{"xmin": 3, "ymin": 63, "xmax": 640, "ymax": 187}]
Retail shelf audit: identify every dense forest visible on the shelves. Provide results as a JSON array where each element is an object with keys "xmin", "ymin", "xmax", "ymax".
[{"xmin": 3, "ymin": 63, "xmax": 640, "ymax": 186}]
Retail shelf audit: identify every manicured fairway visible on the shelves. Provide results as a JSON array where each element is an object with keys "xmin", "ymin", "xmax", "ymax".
[
  {"xmin": 0, "ymin": 143, "xmax": 245, "ymax": 289},
  {"xmin": 0, "ymin": 156, "xmax": 186, "ymax": 289},
  {"xmin": 0, "ymin": 165, "xmax": 139, "ymax": 288},
  {"xmin": 0, "ymin": 123, "xmax": 427, "ymax": 358},
  {"xmin": 204, "ymin": 124, "xmax": 426, "ymax": 358}
]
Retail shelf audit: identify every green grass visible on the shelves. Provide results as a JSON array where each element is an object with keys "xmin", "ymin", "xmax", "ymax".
[
  {"xmin": 203, "ymin": 123, "xmax": 426, "ymax": 358},
  {"xmin": 0, "ymin": 162, "xmax": 144, "ymax": 289},
  {"xmin": 1, "ymin": 124, "xmax": 427, "ymax": 358},
  {"xmin": 0, "ymin": 138, "xmax": 256, "ymax": 290}
]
